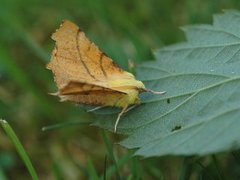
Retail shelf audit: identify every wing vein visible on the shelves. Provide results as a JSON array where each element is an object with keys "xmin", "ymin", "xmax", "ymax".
[
  {"xmin": 76, "ymin": 29, "xmax": 97, "ymax": 80},
  {"xmin": 100, "ymin": 53, "xmax": 107, "ymax": 77}
]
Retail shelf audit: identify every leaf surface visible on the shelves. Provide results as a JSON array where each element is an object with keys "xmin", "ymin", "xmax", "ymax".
[{"xmin": 94, "ymin": 10, "xmax": 240, "ymax": 157}]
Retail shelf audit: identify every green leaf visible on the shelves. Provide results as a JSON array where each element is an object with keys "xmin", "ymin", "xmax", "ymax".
[{"xmin": 94, "ymin": 10, "xmax": 240, "ymax": 157}]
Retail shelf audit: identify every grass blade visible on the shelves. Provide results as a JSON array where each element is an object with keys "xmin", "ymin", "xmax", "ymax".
[
  {"xmin": 0, "ymin": 119, "xmax": 39, "ymax": 180},
  {"xmin": 103, "ymin": 155, "xmax": 107, "ymax": 180},
  {"xmin": 42, "ymin": 120, "xmax": 90, "ymax": 131},
  {"xmin": 87, "ymin": 158, "xmax": 99, "ymax": 180},
  {"xmin": 100, "ymin": 153, "xmax": 132, "ymax": 179},
  {"xmin": 179, "ymin": 157, "xmax": 193, "ymax": 180},
  {"xmin": 130, "ymin": 156, "xmax": 140, "ymax": 180},
  {"xmin": 101, "ymin": 130, "xmax": 121, "ymax": 180},
  {"xmin": 211, "ymin": 155, "xmax": 225, "ymax": 180}
]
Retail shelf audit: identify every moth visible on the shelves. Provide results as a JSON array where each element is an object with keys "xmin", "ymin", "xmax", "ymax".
[{"xmin": 47, "ymin": 20, "xmax": 165, "ymax": 132}]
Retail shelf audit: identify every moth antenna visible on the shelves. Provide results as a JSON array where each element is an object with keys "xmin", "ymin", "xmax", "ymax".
[
  {"xmin": 87, "ymin": 106, "xmax": 104, "ymax": 112},
  {"xmin": 114, "ymin": 106, "xmax": 128, "ymax": 133},
  {"xmin": 143, "ymin": 88, "xmax": 166, "ymax": 95}
]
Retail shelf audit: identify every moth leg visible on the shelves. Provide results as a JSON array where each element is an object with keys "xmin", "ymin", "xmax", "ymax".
[
  {"xmin": 87, "ymin": 106, "xmax": 104, "ymax": 112},
  {"xmin": 114, "ymin": 106, "xmax": 128, "ymax": 133},
  {"xmin": 143, "ymin": 88, "xmax": 166, "ymax": 95},
  {"xmin": 125, "ymin": 104, "xmax": 138, "ymax": 113}
]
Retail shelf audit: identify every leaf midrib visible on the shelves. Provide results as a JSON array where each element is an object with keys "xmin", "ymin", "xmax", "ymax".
[
  {"xmin": 159, "ymin": 42, "xmax": 240, "ymax": 52},
  {"xmin": 140, "ymin": 72, "xmax": 230, "ymax": 81}
]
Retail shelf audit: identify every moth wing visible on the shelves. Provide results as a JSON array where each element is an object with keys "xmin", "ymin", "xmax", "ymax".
[
  {"xmin": 58, "ymin": 81, "xmax": 126, "ymax": 106},
  {"xmin": 59, "ymin": 80, "xmax": 127, "ymax": 95},
  {"xmin": 47, "ymin": 20, "xmax": 133, "ymax": 91}
]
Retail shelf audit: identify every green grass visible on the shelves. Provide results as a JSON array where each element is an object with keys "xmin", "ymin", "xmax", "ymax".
[
  {"xmin": 1, "ymin": 0, "xmax": 240, "ymax": 179},
  {"xmin": 0, "ymin": 120, "xmax": 38, "ymax": 180}
]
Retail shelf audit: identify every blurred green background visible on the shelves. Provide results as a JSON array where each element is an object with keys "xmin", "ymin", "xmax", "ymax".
[{"xmin": 1, "ymin": 0, "xmax": 240, "ymax": 179}]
